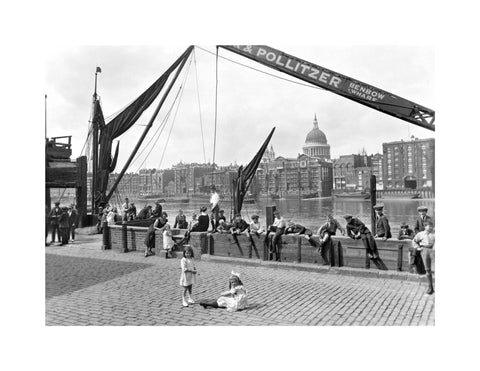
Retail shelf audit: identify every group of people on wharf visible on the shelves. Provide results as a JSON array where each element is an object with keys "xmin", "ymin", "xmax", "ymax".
[
  {"xmin": 46, "ymin": 201, "xmax": 78, "ymax": 246},
  {"xmin": 151, "ymin": 193, "xmax": 435, "ymax": 296}
]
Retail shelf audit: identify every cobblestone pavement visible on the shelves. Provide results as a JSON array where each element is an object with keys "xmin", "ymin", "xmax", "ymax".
[{"xmin": 45, "ymin": 235, "xmax": 434, "ymax": 326}]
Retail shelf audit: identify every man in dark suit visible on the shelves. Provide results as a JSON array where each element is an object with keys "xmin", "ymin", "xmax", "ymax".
[
  {"xmin": 414, "ymin": 206, "xmax": 433, "ymax": 234},
  {"xmin": 373, "ymin": 204, "xmax": 392, "ymax": 241},
  {"xmin": 344, "ymin": 214, "xmax": 379, "ymax": 260},
  {"xmin": 68, "ymin": 204, "xmax": 79, "ymax": 242},
  {"xmin": 48, "ymin": 201, "xmax": 62, "ymax": 243}
]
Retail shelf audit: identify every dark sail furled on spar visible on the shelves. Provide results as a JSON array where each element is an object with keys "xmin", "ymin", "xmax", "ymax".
[
  {"xmin": 232, "ymin": 127, "xmax": 275, "ymax": 215},
  {"xmin": 93, "ymin": 46, "xmax": 193, "ymax": 207}
]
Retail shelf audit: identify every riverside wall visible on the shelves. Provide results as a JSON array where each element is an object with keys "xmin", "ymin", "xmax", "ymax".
[{"xmin": 107, "ymin": 225, "xmax": 412, "ymax": 271}]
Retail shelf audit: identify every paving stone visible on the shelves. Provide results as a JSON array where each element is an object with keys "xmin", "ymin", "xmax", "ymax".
[{"xmin": 45, "ymin": 235, "xmax": 435, "ymax": 326}]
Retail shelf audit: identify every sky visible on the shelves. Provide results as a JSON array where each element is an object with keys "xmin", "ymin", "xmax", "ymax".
[{"xmin": 45, "ymin": 45, "xmax": 435, "ymax": 172}]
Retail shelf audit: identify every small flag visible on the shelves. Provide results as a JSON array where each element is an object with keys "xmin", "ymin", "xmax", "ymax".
[{"xmin": 96, "ymin": 66, "xmax": 102, "ymax": 73}]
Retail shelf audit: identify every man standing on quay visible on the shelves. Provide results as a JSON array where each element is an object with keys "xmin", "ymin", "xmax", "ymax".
[
  {"xmin": 412, "ymin": 221, "xmax": 435, "ymax": 294},
  {"xmin": 210, "ymin": 185, "xmax": 220, "ymax": 231}
]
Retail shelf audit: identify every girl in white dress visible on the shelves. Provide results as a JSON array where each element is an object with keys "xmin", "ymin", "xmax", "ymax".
[
  {"xmin": 179, "ymin": 246, "xmax": 197, "ymax": 307},
  {"xmin": 162, "ymin": 223, "xmax": 175, "ymax": 259},
  {"xmin": 199, "ymin": 271, "xmax": 248, "ymax": 312}
]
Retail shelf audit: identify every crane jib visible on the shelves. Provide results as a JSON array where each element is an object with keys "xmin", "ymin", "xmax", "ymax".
[{"xmin": 220, "ymin": 45, "xmax": 435, "ymax": 131}]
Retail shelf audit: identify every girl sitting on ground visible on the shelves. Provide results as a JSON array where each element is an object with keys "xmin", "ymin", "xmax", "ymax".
[{"xmin": 199, "ymin": 271, "xmax": 248, "ymax": 312}]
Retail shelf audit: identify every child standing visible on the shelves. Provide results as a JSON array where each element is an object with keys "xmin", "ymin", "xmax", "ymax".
[
  {"xmin": 162, "ymin": 223, "xmax": 175, "ymax": 259},
  {"xmin": 179, "ymin": 246, "xmax": 197, "ymax": 307}
]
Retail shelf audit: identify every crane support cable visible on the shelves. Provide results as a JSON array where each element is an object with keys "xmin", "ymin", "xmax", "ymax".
[
  {"xmin": 193, "ymin": 48, "xmax": 207, "ymax": 163},
  {"xmin": 111, "ymin": 59, "xmax": 192, "ymax": 193},
  {"xmin": 219, "ymin": 45, "xmax": 435, "ymax": 131},
  {"xmin": 211, "ymin": 46, "xmax": 219, "ymax": 184}
]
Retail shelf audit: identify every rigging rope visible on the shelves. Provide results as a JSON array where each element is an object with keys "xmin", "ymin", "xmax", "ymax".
[
  {"xmin": 195, "ymin": 46, "xmax": 421, "ymax": 111},
  {"xmin": 211, "ymin": 46, "xmax": 219, "ymax": 185},
  {"xmin": 195, "ymin": 46, "xmax": 326, "ymax": 91},
  {"xmin": 157, "ymin": 57, "xmax": 193, "ymax": 169},
  {"xmin": 193, "ymin": 48, "xmax": 207, "ymax": 163},
  {"xmin": 109, "ymin": 56, "xmax": 193, "ymax": 195}
]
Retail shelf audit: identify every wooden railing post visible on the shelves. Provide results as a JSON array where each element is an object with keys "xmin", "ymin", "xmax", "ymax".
[
  {"xmin": 297, "ymin": 238, "xmax": 302, "ymax": 263},
  {"xmin": 397, "ymin": 244, "xmax": 403, "ymax": 271},
  {"xmin": 101, "ymin": 221, "xmax": 110, "ymax": 250},
  {"xmin": 122, "ymin": 222, "xmax": 129, "ymax": 253}
]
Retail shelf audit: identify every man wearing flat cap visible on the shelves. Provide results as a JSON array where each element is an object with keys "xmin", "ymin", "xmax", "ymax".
[
  {"xmin": 48, "ymin": 201, "xmax": 62, "ymax": 244},
  {"xmin": 414, "ymin": 206, "xmax": 433, "ymax": 234},
  {"xmin": 152, "ymin": 199, "xmax": 164, "ymax": 218},
  {"xmin": 412, "ymin": 221, "xmax": 435, "ymax": 294},
  {"xmin": 373, "ymin": 205, "xmax": 391, "ymax": 241},
  {"xmin": 344, "ymin": 214, "xmax": 383, "ymax": 262}
]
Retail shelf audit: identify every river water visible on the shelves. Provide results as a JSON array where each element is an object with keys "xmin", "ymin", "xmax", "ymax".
[{"xmin": 124, "ymin": 197, "xmax": 435, "ymax": 237}]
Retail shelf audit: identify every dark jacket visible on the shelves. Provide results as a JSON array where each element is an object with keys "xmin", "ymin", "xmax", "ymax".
[
  {"xmin": 69, "ymin": 210, "xmax": 78, "ymax": 227},
  {"xmin": 346, "ymin": 218, "xmax": 371, "ymax": 239},
  {"xmin": 285, "ymin": 224, "xmax": 306, "ymax": 235},
  {"xmin": 58, "ymin": 211, "xmax": 70, "ymax": 229},
  {"xmin": 375, "ymin": 214, "xmax": 392, "ymax": 238},
  {"xmin": 414, "ymin": 215, "xmax": 433, "ymax": 234},
  {"xmin": 49, "ymin": 206, "xmax": 62, "ymax": 225},
  {"xmin": 174, "ymin": 214, "xmax": 188, "ymax": 229},
  {"xmin": 152, "ymin": 204, "xmax": 162, "ymax": 218},
  {"xmin": 231, "ymin": 219, "xmax": 250, "ymax": 233},
  {"xmin": 398, "ymin": 228, "xmax": 415, "ymax": 240},
  {"xmin": 137, "ymin": 207, "xmax": 151, "ymax": 220},
  {"xmin": 191, "ymin": 214, "xmax": 210, "ymax": 232}
]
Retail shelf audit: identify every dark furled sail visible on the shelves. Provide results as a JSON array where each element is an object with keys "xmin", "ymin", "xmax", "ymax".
[
  {"xmin": 232, "ymin": 127, "xmax": 275, "ymax": 215},
  {"xmin": 94, "ymin": 46, "xmax": 193, "ymax": 207}
]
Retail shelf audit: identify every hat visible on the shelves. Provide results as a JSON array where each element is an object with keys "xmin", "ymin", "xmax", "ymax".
[
  {"xmin": 235, "ymin": 213, "xmax": 242, "ymax": 218},
  {"xmin": 200, "ymin": 206, "xmax": 207, "ymax": 212},
  {"xmin": 343, "ymin": 214, "xmax": 353, "ymax": 220},
  {"xmin": 373, "ymin": 204, "xmax": 384, "ymax": 210},
  {"xmin": 230, "ymin": 270, "xmax": 241, "ymax": 279},
  {"xmin": 219, "ymin": 209, "xmax": 225, "ymax": 213},
  {"xmin": 251, "ymin": 214, "xmax": 259, "ymax": 219},
  {"xmin": 156, "ymin": 199, "xmax": 165, "ymax": 204},
  {"xmin": 54, "ymin": 201, "xmax": 60, "ymax": 206},
  {"xmin": 400, "ymin": 222, "xmax": 409, "ymax": 228},
  {"xmin": 417, "ymin": 206, "xmax": 428, "ymax": 212}
]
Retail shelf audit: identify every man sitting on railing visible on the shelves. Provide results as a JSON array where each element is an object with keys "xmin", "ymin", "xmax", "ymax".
[
  {"xmin": 315, "ymin": 214, "xmax": 345, "ymax": 265},
  {"xmin": 344, "ymin": 214, "xmax": 380, "ymax": 260},
  {"xmin": 136, "ymin": 205, "xmax": 152, "ymax": 220},
  {"xmin": 265, "ymin": 210, "xmax": 287, "ymax": 261},
  {"xmin": 230, "ymin": 214, "xmax": 251, "ymax": 238},
  {"xmin": 373, "ymin": 205, "xmax": 392, "ymax": 241}
]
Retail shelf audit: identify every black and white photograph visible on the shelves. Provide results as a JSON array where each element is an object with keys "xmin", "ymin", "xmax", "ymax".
[
  {"xmin": 44, "ymin": 44, "xmax": 436, "ymax": 327},
  {"xmin": 5, "ymin": 1, "xmax": 478, "ymax": 370}
]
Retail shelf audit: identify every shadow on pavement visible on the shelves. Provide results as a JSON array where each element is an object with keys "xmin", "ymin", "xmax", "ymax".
[{"xmin": 46, "ymin": 254, "xmax": 153, "ymax": 299}]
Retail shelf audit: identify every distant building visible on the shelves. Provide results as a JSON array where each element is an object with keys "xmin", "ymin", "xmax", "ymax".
[
  {"xmin": 302, "ymin": 114, "xmax": 331, "ymax": 160},
  {"xmin": 333, "ymin": 151, "xmax": 372, "ymax": 191},
  {"xmin": 382, "ymin": 137, "xmax": 435, "ymax": 190},
  {"xmin": 256, "ymin": 115, "xmax": 333, "ymax": 197}
]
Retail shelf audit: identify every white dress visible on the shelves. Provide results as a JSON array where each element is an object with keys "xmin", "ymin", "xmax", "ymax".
[
  {"xmin": 163, "ymin": 230, "xmax": 175, "ymax": 250},
  {"xmin": 217, "ymin": 285, "xmax": 248, "ymax": 312},
  {"xmin": 179, "ymin": 257, "xmax": 197, "ymax": 287}
]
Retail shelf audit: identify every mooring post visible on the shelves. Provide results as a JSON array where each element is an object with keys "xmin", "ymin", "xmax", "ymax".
[
  {"xmin": 397, "ymin": 244, "xmax": 403, "ymax": 271},
  {"xmin": 121, "ymin": 222, "xmax": 129, "ymax": 253},
  {"xmin": 370, "ymin": 175, "xmax": 377, "ymax": 235},
  {"xmin": 101, "ymin": 221, "xmax": 110, "ymax": 250}
]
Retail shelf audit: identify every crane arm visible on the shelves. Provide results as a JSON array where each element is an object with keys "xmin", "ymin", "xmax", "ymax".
[{"xmin": 219, "ymin": 45, "xmax": 435, "ymax": 131}]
